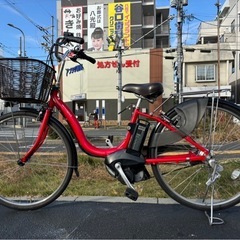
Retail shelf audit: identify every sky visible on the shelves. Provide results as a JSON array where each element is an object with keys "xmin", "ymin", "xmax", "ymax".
[
  {"xmin": 0, "ymin": 0, "xmax": 56, "ymax": 60},
  {"xmin": 0, "ymin": 0, "xmax": 225, "ymax": 60},
  {"xmin": 161, "ymin": 0, "xmax": 225, "ymax": 47}
]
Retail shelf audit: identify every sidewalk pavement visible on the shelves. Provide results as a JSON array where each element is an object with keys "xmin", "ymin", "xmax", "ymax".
[{"xmin": 57, "ymin": 196, "xmax": 178, "ymax": 205}]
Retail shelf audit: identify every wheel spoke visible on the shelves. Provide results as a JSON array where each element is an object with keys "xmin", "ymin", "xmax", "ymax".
[
  {"xmin": 0, "ymin": 110, "xmax": 73, "ymax": 210},
  {"xmin": 151, "ymin": 99, "xmax": 240, "ymax": 211}
]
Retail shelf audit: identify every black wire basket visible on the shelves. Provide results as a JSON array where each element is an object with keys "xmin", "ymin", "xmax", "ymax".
[{"xmin": 0, "ymin": 58, "xmax": 55, "ymax": 103}]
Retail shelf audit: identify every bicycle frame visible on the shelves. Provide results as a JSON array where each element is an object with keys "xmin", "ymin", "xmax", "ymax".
[
  {"xmin": 4, "ymin": 34, "xmax": 240, "ymax": 213},
  {"xmin": 19, "ymin": 86, "xmax": 209, "ymax": 165},
  {"xmin": 17, "ymin": 41, "xmax": 210, "ymax": 165}
]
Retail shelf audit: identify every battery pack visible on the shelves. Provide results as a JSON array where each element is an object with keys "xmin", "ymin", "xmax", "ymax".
[{"xmin": 128, "ymin": 120, "xmax": 150, "ymax": 154}]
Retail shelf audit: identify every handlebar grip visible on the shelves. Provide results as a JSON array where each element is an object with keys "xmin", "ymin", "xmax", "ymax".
[
  {"xmin": 73, "ymin": 47, "xmax": 96, "ymax": 64},
  {"xmin": 65, "ymin": 36, "xmax": 84, "ymax": 44},
  {"xmin": 84, "ymin": 54, "xmax": 96, "ymax": 64},
  {"xmin": 63, "ymin": 32, "xmax": 84, "ymax": 44}
]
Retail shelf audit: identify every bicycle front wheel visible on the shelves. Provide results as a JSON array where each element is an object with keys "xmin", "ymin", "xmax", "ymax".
[
  {"xmin": 150, "ymin": 98, "xmax": 240, "ymax": 211},
  {"xmin": 0, "ymin": 110, "xmax": 75, "ymax": 210}
]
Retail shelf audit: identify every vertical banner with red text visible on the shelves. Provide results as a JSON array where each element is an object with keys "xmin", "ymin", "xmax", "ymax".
[{"xmin": 108, "ymin": 2, "xmax": 131, "ymax": 51}]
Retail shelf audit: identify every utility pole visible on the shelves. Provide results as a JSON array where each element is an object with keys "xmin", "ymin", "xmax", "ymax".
[
  {"xmin": 41, "ymin": 16, "xmax": 55, "ymax": 52},
  {"xmin": 215, "ymin": 0, "xmax": 221, "ymax": 96},
  {"xmin": 106, "ymin": 35, "xmax": 124, "ymax": 126},
  {"xmin": 170, "ymin": 0, "xmax": 188, "ymax": 103},
  {"xmin": 107, "ymin": 16, "xmax": 172, "ymax": 125},
  {"xmin": 117, "ymin": 39, "xmax": 123, "ymax": 126}
]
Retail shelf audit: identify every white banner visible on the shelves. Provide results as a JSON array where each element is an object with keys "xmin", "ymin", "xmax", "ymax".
[
  {"xmin": 87, "ymin": 4, "xmax": 104, "ymax": 51},
  {"xmin": 62, "ymin": 6, "xmax": 83, "ymax": 38}
]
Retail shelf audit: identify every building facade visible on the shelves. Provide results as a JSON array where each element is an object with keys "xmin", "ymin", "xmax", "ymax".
[
  {"xmin": 58, "ymin": 0, "xmax": 170, "ymax": 50},
  {"xmin": 60, "ymin": 48, "xmax": 170, "ymax": 123},
  {"xmin": 197, "ymin": 0, "xmax": 240, "ymax": 103},
  {"xmin": 164, "ymin": 43, "xmax": 233, "ymax": 102},
  {"xmin": 56, "ymin": 0, "xmax": 171, "ymax": 122}
]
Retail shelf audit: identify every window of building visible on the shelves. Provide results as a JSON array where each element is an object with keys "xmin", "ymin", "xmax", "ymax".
[
  {"xmin": 239, "ymin": 53, "xmax": 240, "ymax": 69},
  {"xmin": 232, "ymin": 51, "xmax": 235, "ymax": 73},
  {"xmin": 238, "ymin": 14, "xmax": 240, "ymax": 32},
  {"xmin": 195, "ymin": 64, "xmax": 215, "ymax": 82},
  {"xmin": 231, "ymin": 19, "xmax": 236, "ymax": 33}
]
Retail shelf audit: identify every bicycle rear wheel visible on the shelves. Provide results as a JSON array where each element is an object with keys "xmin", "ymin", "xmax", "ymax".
[
  {"xmin": 150, "ymin": 98, "xmax": 240, "ymax": 211},
  {"xmin": 0, "ymin": 109, "xmax": 75, "ymax": 210}
]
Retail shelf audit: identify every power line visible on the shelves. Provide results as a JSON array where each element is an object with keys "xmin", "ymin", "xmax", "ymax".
[
  {"xmin": 0, "ymin": 42, "xmax": 16, "ymax": 56},
  {"xmin": 4, "ymin": 0, "xmax": 53, "ymax": 52},
  {"xmin": 5, "ymin": 0, "xmax": 50, "ymax": 35}
]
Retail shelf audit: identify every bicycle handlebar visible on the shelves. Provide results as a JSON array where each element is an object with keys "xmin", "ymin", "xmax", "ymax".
[
  {"xmin": 53, "ymin": 32, "xmax": 96, "ymax": 64},
  {"xmin": 71, "ymin": 46, "xmax": 96, "ymax": 64}
]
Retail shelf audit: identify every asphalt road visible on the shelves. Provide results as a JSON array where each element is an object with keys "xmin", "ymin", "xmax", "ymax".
[
  {"xmin": 1, "ymin": 197, "xmax": 240, "ymax": 239},
  {"xmin": 1, "ymin": 128, "xmax": 240, "ymax": 239}
]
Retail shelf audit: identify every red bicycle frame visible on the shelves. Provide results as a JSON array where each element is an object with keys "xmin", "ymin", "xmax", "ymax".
[{"xmin": 20, "ymin": 87, "xmax": 209, "ymax": 165}]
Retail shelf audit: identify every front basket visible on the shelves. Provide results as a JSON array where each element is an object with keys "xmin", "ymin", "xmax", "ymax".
[{"xmin": 0, "ymin": 58, "xmax": 55, "ymax": 103}]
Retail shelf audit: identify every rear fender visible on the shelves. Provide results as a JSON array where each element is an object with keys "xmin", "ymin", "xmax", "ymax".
[{"xmin": 148, "ymin": 98, "xmax": 208, "ymax": 147}]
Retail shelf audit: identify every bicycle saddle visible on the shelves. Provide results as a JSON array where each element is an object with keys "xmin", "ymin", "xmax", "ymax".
[{"xmin": 122, "ymin": 83, "xmax": 163, "ymax": 100}]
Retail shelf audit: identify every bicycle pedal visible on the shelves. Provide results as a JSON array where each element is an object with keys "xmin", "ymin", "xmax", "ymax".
[
  {"xmin": 125, "ymin": 187, "xmax": 138, "ymax": 201},
  {"xmin": 105, "ymin": 138, "xmax": 113, "ymax": 148}
]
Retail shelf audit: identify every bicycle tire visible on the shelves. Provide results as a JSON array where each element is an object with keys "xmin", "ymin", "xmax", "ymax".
[
  {"xmin": 0, "ymin": 109, "xmax": 76, "ymax": 210},
  {"xmin": 150, "ymin": 98, "xmax": 240, "ymax": 211}
]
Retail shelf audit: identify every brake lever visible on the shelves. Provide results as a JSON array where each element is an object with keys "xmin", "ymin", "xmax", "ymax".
[{"xmin": 66, "ymin": 50, "xmax": 82, "ymax": 66}]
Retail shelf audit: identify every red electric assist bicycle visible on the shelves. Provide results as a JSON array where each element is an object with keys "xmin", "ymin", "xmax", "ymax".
[{"xmin": 1, "ymin": 32, "xmax": 240, "ymax": 211}]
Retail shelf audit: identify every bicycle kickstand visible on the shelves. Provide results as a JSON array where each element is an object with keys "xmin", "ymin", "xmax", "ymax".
[
  {"xmin": 204, "ymin": 161, "xmax": 224, "ymax": 225},
  {"xmin": 204, "ymin": 183, "xmax": 224, "ymax": 226}
]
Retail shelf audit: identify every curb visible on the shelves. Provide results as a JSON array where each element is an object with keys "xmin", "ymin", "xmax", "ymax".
[{"xmin": 57, "ymin": 196, "xmax": 178, "ymax": 205}]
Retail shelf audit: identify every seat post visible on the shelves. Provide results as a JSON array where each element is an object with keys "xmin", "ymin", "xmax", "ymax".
[{"xmin": 135, "ymin": 97, "xmax": 142, "ymax": 109}]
